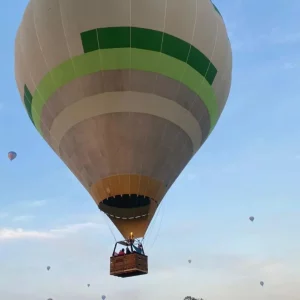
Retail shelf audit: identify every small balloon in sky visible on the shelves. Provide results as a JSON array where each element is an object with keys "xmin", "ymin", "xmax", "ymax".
[
  {"xmin": 188, "ymin": 259, "xmax": 191, "ymax": 263},
  {"xmin": 249, "ymin": 216, "xmax": 254, "ymax": 222},
  {"xmin": 47, "ymin": 266, "xmax": 50, "ymax": 271},
  {"xmin": 8, "ymin": 151, "xmax": 17, "ymax": 161},
  {"xmin": 260, "ymin": 281, "xmax": 264, "ymax": 287}
]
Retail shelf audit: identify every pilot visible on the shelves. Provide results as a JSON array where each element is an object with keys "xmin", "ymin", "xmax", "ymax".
[{"xmin": 133, "ymin": 243, "xmax": 144, "ymax": 255}]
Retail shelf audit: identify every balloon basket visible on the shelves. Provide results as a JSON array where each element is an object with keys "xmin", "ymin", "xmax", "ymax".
[
  {"xmin": 110, "ymin": 241, "xmax": 148, "ymax": 278},
  {"xmin": 110, "ymin": 253, "xmax": 148, "ymax": 277}
]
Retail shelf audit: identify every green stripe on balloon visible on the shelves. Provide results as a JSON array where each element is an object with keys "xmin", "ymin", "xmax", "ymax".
[
  {"xmin": 30, "ymin": 49, "xmax": 218, "ymax": 135},
  {"xmin": 30, "ymin": 28, "xmax": 218, "ymax": 135},
  {"xmin": 81, "ymin": 27, "xmax": 217, "ymax": 85},
  {"xmin": 213, "ymin": 4, "xmax": 221, "ymax": 16},
  {"xmin": 24, "ymin": 84, "xmax": 34, "ymax": 124},
  {"xmin": 211, "ymin": 1, "xmax": 222, "ymax": 17}
]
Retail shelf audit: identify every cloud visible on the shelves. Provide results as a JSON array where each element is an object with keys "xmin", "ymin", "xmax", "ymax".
[
  {"xmin": 177, "ymin": 172, "xmax": 198, "ymax": 182},
  {"xmin": 0, "ymin": 228, "xmax": 53, "ymax": 240},
  {"xmin": 0, "ymin": 212, "xmax": 8, "ymax": 219},
  {"xmin": 12, "ymin": 215, "xmax": 35, "ymax": 222},
  {"xmin": 0, "ymin": 222, "xmax": 104, "ymax": 241},
  {"xmin": 49, "ymin": 222, "xmax": 103, "ymax": 235},
  {"xmin": 0, "ymin": 224, "xmax": 299, "ymax": 300},
  {"xmin": 283, "ymin": 62, "xmax": 297, "ymax": 70},
  {"xmin": 225, "ymin": 13, "xmax": 300, "ymax": 53},
  {"xmin": 26, "ymin": 200, "xmax": 47, "ymax": 207},
  {"xmin": 267, "ymin": 29, "xmax": 300, "ymax": 45},
  {"xmin": 105, "ymin": 254, "xmax": 299, "ymax": 300},
  {"xmin": 187, "ymin": 173, "xmax": 197, "ymax": 181},
  {"xmin": 258, "ymin": 29, "xmax": 300, "ymax": 49}
]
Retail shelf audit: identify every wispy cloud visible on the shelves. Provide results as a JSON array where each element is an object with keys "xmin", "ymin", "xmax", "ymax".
[
  {"xmin": 177, "ymin": 172, "xmax": 198, "ymax": 182},
  {"xmin": 12, "ymin": 215, "xmax": 35, "ymax": 222},
  {"xmin": 0, "ymin": 222, "xmax": 104, "ymax": 241},
  {"xmin": 225, "ymin": 5, "xmax": 300, "ymax": 54},
  {"xmin": 49, "ymin": 222, "xmax": 103, "ymax": 235},
  {"xmin": 0, "ymin": 228, "xmax": 53, "ymax": 240},
  {"xmin": 26, "ymin": 200, "xmax": 47, "ymax": 207},
  {"xmin": 283, "ymin": 62, "xmax": 297, "ymax": 70},
  {"xmin": 0, "ymin": 212, "xmax": 8, "ymax": 219},
  {"xmin": 230, "ymin": 29, "xmax": 300, "ymax": 53},
  {"xmin": 187, "ymin": 173, "xmax": 197, "ymax": 181},
  {"xmin": 266, "ymin": 29, "xmax": 300, "ymax": 45}
]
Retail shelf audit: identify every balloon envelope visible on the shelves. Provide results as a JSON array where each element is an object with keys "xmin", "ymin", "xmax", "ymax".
[
  {"xmin": 47, "ymin": 266, "xmax": 50, "ymax": 271},
  {"xmin": 260, "ymin": 281, "xmax": 264, "ymax": 286},
  {"xmin": 249, "ymin": 216, "xmax": 254, "ymax": 222},
  {"xmin": 102, "ymin": 295, "xmax": 106, "ymax": 300},
  {"xmin": 188, "ymin": 259, "xmax": 191, "ymax": 263},
  {"xmin": 15, "ymin": 0, "xmax": 232, "ymax": 239},
  {"xmin": 8, "ymin": 151, "xmax": 17, "ymax": 161}
]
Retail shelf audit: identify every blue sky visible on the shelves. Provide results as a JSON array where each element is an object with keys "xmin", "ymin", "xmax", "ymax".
[{"xmin": 0, "ymin": 0, "xmax": 300, "ymax": 299}]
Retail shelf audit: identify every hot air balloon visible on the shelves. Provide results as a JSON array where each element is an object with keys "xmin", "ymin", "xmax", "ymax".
[
  {"xmin": 8, "ymin": 151, "xmax": 17, "ymax": 161},
  {"xmin": 260, "ymin": 281, "xmax": 264, "ymax": 287},
  {"xmin": 15, "ymin": 0, "xmax": 232, "ymax": 278},
  {"xmin": 102, "ymin": 295, "xmax": 106, "ymax": 300},
  {"xmin": 87, "ymin": 284, "xmax": 90, "ymax": 287},
  {"xmin": 47, "ymin": 266, "xmax": 50, "ymax": 271},
  {"xmin": 188, "ymin": 259, "xmax": 192, "ymax": 264},
  {"xmin": 249, "ymin": 216, "xmax": 254, "ymax": 222}
]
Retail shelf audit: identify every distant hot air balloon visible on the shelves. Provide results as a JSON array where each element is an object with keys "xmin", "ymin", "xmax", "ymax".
[
  {"xmin": 87, "ymin": 284, "xmax": 90, "ymax": 287},
  {"xmin": 249, "ymin": 216, "xmax": 254, "ymax": 222},
  {"xmin": 15, "ymin": 0, "xmax": 232, "ymax": 276},
  {"xmin": 260, "ymin": 281, "xmax": 264, "ymax": 287},
  {"xmin": 47, "ymin": 266, "xmax": 50, "ymax": 271},
  {"xmin": 188, "ymin": 259, "xmax": 191, "ymax": 264},
  {"xmin": 8, "ymin": 151, "xmax": 17, "ymax": 161},
  {"xmin": 102, "ymin": 295, "xmax": 106, "ymax": 300}
]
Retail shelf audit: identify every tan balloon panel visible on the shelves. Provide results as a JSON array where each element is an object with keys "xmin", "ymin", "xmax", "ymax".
[{"xmin": 15, "ymin": 0, "xmax": 232, "ymax": 239}]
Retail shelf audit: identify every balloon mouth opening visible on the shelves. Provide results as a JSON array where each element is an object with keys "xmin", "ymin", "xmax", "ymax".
[
  {"xmin": 102, "ymin": 194, "xmax": 151, "ymax": 208},
  {"xmin": 98, "ymin": 194, "xmax": 154, "ymax": 219},
  {"xmin": 105, "ymin": 212, "xmax": 149, "ymax": 220}
]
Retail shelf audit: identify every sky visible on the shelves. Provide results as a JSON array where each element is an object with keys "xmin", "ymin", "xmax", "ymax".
[{"xmin": 0, "ymin": 0, "xmax": 300, "ymax": 299}]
